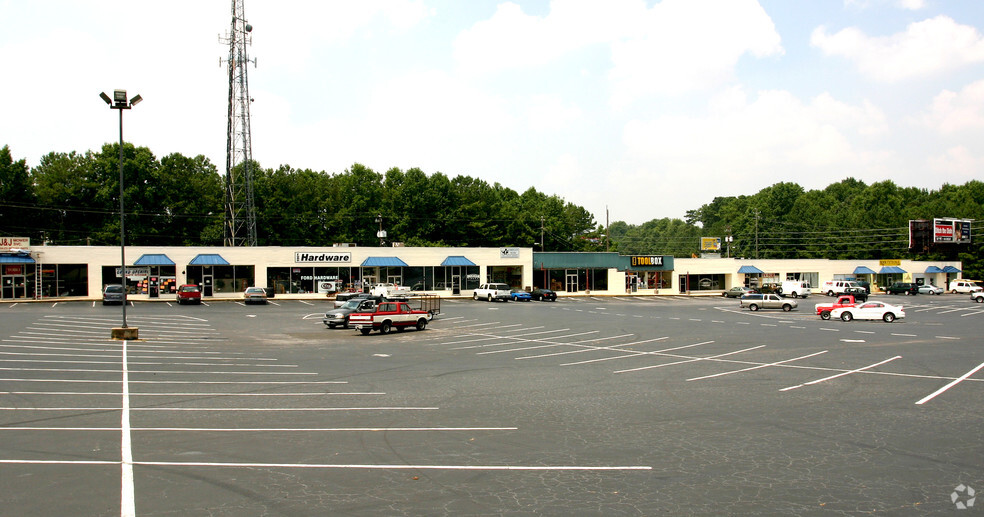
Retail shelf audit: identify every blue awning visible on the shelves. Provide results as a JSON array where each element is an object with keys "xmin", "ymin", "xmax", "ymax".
[
  {"xmin": 0, "ymin": 254, "xmax": 34, "ymax": 264},
  {"xmin": 441, "ymin": 256, "xmax": 476, "ymax": 267},
  {"xmin": 943, "ymin": 265, "xmax": 962, "ymax": 273},
  {"xmin": 133, "ymin": 254, "xmax": 175, "ymax": 266},
  {"xmin": 189, "ymin": 254, "xmax": 230, "ymax": 266},
  {"xmin": 737, "ymin": 265, "xmax": 763, "ymax": 274},
  {"xmin": 853, "ymin": 266, "xmax": 877, "ymax": 275},
  {"xmin": 879, "ymin": 266, "xmax": 906, "ymax": 274},
  {"xmin": 924, "ymin": 266, "xmax": 944, "ymax": 274},
  {"xmin": 362, "ymin": 256, "xmax": 409, "ymax": 267}
]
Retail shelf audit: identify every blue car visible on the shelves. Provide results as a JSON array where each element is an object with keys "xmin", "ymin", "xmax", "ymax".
[{"xmin": 510, "ymin": 289, "xmax": 532, "ymax": 302}]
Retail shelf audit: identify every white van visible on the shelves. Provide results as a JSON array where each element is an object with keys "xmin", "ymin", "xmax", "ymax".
[
  {"xmin": 821, "ymin": 280, "xmax": 860, "ymax": 296},
  {"xmin": 779, "ymin": 281, "xmax": 811, "ymax": 298},
  {"xmin": 948, "ymin": 280, "xmax": 983, "ymax": 294}
]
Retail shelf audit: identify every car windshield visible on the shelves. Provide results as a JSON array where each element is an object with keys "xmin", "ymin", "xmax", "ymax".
[
  {"xmin": 105, "ymin": 285, "xmax": 123, "ymax": 293},
  {"xmin": 179, "ymin": 286, "xmax": 199, "ymax": 292},
  {"xmin": 246, "ymin": 288, "xmax": 264, "ymax": 294},
  {"xmin": 342, "ymin": 300, "xmax": 363, "ymax": 309}
]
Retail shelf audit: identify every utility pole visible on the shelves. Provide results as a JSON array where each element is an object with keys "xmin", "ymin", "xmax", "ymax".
[
  {"xmin": 754, "ymin": 210, "xmax": 760, "ymax": 259},
  {"xmin": 221, "ymin": 0, "xmax": 258, "ymax": 246},
  {"xmin": 540, "ymin": 216, "xmax": 545, "ymax": 252}
]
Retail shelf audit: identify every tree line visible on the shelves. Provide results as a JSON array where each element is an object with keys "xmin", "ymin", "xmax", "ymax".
[{"xmin": 1, "ymin": 144, "xmax": 981, "ymax": 277}]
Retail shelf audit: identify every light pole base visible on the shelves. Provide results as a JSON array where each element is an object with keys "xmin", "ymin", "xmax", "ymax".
[{"xmin": 112, "ymin": 327, "xmax": 139, "ymax": 340}]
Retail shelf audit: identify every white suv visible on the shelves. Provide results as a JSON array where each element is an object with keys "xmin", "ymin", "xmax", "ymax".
[
  {"xmin": 821, "ymin": 280, "xmax": 861, "ymax": 297},
  {"xmin": 473, "ymin": 283, "xmax": 511, "ymax": 302}
]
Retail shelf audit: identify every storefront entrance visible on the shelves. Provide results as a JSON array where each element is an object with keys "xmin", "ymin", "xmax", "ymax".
[
  {"xmin": 566, "ymin": 271, "xmax": 579, "ymax": 293},
  {"xmin": 2, "ymin": 274, "xmax": 27, "ymax": 299}
]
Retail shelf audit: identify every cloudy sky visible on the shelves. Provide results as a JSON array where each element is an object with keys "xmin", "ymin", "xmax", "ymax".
[{"xmin": 2, "ymin": 0, "xmax": 984, "ymax": 225}]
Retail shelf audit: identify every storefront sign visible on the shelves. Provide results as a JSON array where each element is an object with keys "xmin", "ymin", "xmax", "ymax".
[
  {"xmin": 294, "ymin": 251, "xmax": 352, "ymax": 263},
  {"xmin": 879, "ymin": 259, "xmax": 901, "ymax": 267},
  {"xmin": 0, "ymin": 237, "xmax": 30, "ymax": 251},
  {"xmin": 630, "ymin": 256, "xmax": 664, "ymax": 267},
  {"xmin": 500, "ymin": 247, "xmax": 520, "ymax": 259},
  {"xmin": 115, "ymin": 267, "xmax": 151, "ymax": 278},
  {"xmin": 3, "ymin": 265, "xmax": 24, "ymax": 275}
]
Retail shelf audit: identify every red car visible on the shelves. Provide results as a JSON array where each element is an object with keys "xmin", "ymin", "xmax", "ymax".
[{"xmin": 175, "ymin": 284, "xmax": 202, "ymax": 305}]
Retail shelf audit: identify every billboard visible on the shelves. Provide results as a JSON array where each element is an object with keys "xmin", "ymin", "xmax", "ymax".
[
  {"xmin": 700, "ymin": 237, "xmax": 721, "ymax": 251},
  {"xmin": 933, "ymin": 218, "xmax": 972, "ymax": 244}
]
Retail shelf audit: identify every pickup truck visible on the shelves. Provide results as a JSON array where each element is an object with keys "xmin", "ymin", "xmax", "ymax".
[
  {"xmin": 972, "ymin": 291, "xmax": 984, "ymax": 303},
  {"xmin": 815, "ymin": 295, "xmax": 860, "ymax": 320},
  {"xmin": 473, "ymin": 283, "xmax": 511, "ymax": 302},
  {"xmin": 370, "ymin": 283, "xmax": 411, "ymax": 300},
  {"xmin": 348, "ymin": 301, "xmax": 432, "ymax": 335}
]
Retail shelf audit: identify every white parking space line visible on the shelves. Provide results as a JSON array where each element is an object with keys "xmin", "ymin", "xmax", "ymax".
[
  {"xmin": 915, "ymin": 361, "xmax": 984, "ymax": 405},
  {"xmin": 561, "ymin": 340, "xmax": 713, "ymax": 366},
  {"xmin": 477, "ymin": 331, "xmax": 601, "ymax": 355},
  {"xmin": 779, "ymin": 356, "xmax": 901, "ymax": 392},
  {"xmin": 121, "ymin": 339, "xmax": 135, "ymax": 517},
  {"xmin": 131, "ymin": 460, "xmax": 652, "ymax": 471},
  {"xmin": 518, "ymin": 336, "xmax": 667, "ymax": 361},
  {"xmin": 687, "ymin": 350, "xmax": 829, "ymax": 382},
  {"xmin": 614, "ymin": 345, "xmax": 766, "ymax": 374}
]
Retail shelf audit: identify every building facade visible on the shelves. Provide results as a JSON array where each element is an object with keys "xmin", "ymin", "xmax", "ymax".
[{"xmin": 0, "ymin": 242, "xmax": 965, "ymax": 300}]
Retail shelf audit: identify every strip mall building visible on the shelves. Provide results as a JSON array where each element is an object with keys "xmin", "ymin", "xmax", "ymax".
[{"xmin": 0, "ymin": 241, "xmax": 965, "ymax": 300}]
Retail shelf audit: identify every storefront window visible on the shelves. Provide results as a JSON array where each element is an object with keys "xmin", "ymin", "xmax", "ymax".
[
  {"xmin": 683, "ymin": 274, "xmax": 726, "ymax": 292},
  {"xmin": 785, "ymin": 272, "xmax": 818, "ymax": 288},
  {"xmin": 487, "ymin": 266, "xmax": 524, "ymax": 288}
]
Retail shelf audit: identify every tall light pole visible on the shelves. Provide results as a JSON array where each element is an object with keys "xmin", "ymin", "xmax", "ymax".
[{"xmin": 100, "ymin": 89, "xmax": 141, "ymax": 336}]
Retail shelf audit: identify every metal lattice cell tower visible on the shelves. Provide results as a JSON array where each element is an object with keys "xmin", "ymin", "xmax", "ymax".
[{"xmin": 221, "ymin": 0, "xmax": 257, "ymax": 246}]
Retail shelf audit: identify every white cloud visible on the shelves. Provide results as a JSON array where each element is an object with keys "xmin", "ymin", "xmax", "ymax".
[
  {"xmin": 613, "ymin": 87, "xmax": 890, "ymax": 216},
  {"xmin": 844, "ymin": 0, "xmax": 926, "ymax": 10},
  {"xmin": 453, "ymin": 0, "xmax": 783, "ymax": 107},
  {"xmin": 923, "ymin": 79, "xmax": 984, "ymax": 134},
  {"xmin": 811, "ymin": 15, "xmax": 984, "ymax": 81},
  {"xmin": 927, "ymin": 146, "xmax": 984, "ymax": 182},
  {"xmin": 608, "ymin": 0, "xmax": 783, "ymax": 106}
]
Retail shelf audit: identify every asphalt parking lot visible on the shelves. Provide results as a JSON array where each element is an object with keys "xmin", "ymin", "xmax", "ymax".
[{"xmin": 0, "ymin": 294, "xmax": 982, "ymax": 515}]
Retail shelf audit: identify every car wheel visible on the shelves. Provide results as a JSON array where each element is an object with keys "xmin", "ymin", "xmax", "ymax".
[
  {"xmin": 416, "ymin": 319, "xmax": 427, "ymax": 331},
  {"xmin": 487, "ymin": 294, "xmax": 493, "ymax": 302},
  {"xmin": 473, "ymin": 293, "xmax": 480, "ymax": 300},
  {"xmin": 840, "ymin": 312, "xmax": 853, "ymax": 322},
  {"xmin": 827, "ymin": 291, "xmax": 835, "ymax": 297},
  {"xmin": 380, "ymin": 321, "xmax": 391, "ymax": 334},
  {"xmin": 749, "ymin": 304, "xmax": 759, "ymax": 311},
  {"xmin": 952, "ymin": 290, "xmax": 958, "ymax": 294},
  {"xmin": 360, "ymin": 328, "xmax": 371, "ymax": 336},
  {"xmin": 820, "ymin": 310, "xmax": 831, "ymax": 320},
  {"xmin": 883, "ymin": 312, "xmax": 896, "ymax": 323},
  {"xmin": 976, "ymin": 297, "xmax": 983, "ymax": 303},
  {"xmin": 782, "ymin": 304, "xmax": 792, "ymax": 312}
]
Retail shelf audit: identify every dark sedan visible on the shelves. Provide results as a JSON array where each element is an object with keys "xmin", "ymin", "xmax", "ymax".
[{"xmin": 531, "ymin": 288, "xmax": 557, "ymax": 301}]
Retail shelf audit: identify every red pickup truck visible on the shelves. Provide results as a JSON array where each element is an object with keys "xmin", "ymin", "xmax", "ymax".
[
  {"xmin": 815, "ymin": 295, "xmax": 860, "ymax": 320},
  {"xmin": 349, "ymin": 301, "xmax": 432, "ymax": 335}
]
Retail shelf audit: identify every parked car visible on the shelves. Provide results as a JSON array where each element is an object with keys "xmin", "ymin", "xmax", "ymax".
[
  {"xmin": 949, "ymin": 280, "xmax": 983, "ymax": 294},
  {"xmin": 473, "ymin": 283, "xmax": 511, "ymax": 302},
  {"xmin": 778, "ymin": 281, "xmax": 811, "ymax": 298},
  {"xmin": 917, "ymin": 284, "xmax": 944, "ymax": 295},
  {"xmin": 175, "ymin": 284, "xmax": 202, "ymax": 305},
  {"xmin": 723, "ymin": 286, "xmax": 755, "ymax": 298},
  {"xmin": 324, "ymin": 298, "xmax": 377, "ymax": 329},
  {"xmin": 531, "ymin": 288, "xmax": 557, "ymax": 301},
  {"xmin": 885, "ymin": 282, "xmax": 919, "ymax": 295},
  {"xmin": 509, "ymin": 288, "xmax": 532, "ymax": 301},
  {"xmin": 973, "ymin": 291, "xmax": 984, "ymax": 303},
  {"xmin": 102, "ymin": 284, "xmax": 124, "ymax": 305},
  {"xmin": 830, "ymin": 301, "xmax": 905, "ymax": 322},
  {"xmin": 821, "ymin": 280, "xmax": 862, "ymax": 297},
  {"xmin": 740, "ymin": 293, "xmax": 798, "ymax": 312},
  {"xmin": 243, "ymin": 286, "xmax": 268, "ymax": 304},
  {"xmin": 843, "ymin": 286, "xmax": 868, "ymax": 302}
]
